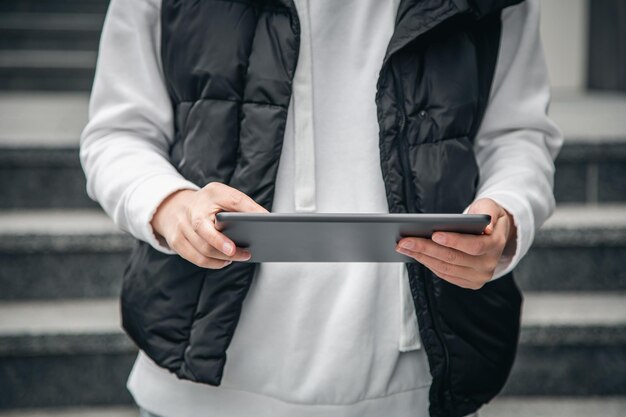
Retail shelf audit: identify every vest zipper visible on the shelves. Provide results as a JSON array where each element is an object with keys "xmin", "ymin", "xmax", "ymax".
[{"xmin": 398, "ymin": 109, "xmax": 451, "ymax": 413}]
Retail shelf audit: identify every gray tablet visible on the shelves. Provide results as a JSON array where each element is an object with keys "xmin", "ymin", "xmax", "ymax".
[{"xmin": 215, "ymin": 212, "xmax": 490, "ymax": 262}]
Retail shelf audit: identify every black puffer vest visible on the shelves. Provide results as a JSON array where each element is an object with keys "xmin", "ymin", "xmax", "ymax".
[{"xmin": 121, "ymin": 1, "xmax": 524, "ymax": 416}]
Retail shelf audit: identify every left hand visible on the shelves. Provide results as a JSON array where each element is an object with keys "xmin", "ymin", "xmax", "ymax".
[{"xmin": 395, "ymin": 198, "xmax": 517, "ymax": 290}]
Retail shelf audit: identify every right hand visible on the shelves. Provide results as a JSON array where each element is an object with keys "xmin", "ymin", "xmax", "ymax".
[{"xmin": 150, "ymin": 181, "xmax": 268, "ymax": 268}]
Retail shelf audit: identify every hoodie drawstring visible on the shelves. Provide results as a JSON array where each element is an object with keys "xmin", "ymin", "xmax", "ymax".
[{"xmin": 292, "ymin": 0, "xmax": 317, "ymax": 212}]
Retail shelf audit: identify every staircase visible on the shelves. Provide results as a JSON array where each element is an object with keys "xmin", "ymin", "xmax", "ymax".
[
  {"xmin": 0, "ymin": 1, "xmax": 625, "ymax": 416},
  {"xmin": 0, "ymin": 0, "xmax": 105, "ymax": 91}
]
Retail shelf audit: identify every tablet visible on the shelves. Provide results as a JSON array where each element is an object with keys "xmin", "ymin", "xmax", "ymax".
[{"xmin": 214, "ymin": 212, "xmax": 490, "ymax": 263}]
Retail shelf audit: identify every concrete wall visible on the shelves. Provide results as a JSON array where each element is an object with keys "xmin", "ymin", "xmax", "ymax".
[{"xmin": 539, "ymin": 0, "xmax": 588, "ymax": 93}]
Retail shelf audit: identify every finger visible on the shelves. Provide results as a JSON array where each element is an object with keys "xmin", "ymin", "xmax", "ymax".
[
  {"xmin": 189, "ymin": 214, "xmax": 239, "ymax": 257},
  {"xmin": 398, "ymin": 249, "xmax": 483, "ymax": 281},
  {"xmin": 170, "ymin": 233, "xmax": 232, "ymax": 269},
  {"xmin": 431, "ymin": 231, "xmax": 499, "ymax": 256},
  {"xmin": 431, "ymin": 270, "xmax": 484, "ymax": 290},
  {"xmin": 413, "ymin": 258, "xmax": 480, "ymax": 289},
  {"xmin": 204, "ymin": 182, "xmax": 269, "ymax": 214},
  {"xmin": 467, "ymin": 198, "xmax": 504, "ymax": 235},
  {"xmin": 396, "ymin": 237, "xmax": 474, "ymax": 268},
  {"xmin": 181, "ymin": 221, "xmax": 251, "ymax": 261}
]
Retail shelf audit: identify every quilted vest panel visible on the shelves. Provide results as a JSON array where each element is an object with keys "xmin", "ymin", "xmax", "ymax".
[{"xmin": 122, "ymin": 0, "xmax": 300, "ymax": 384}]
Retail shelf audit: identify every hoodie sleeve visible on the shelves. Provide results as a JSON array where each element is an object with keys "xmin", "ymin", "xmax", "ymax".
[
  {"xmin": 471, "ymin": 0, "xmax": 564, "ymax": 280},
  {"xmin": 79, "ymin": 0, "xmax": 200, "ymax": 255}
]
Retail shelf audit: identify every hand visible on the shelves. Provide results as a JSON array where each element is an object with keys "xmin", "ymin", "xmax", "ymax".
[
  {"xmin": 395, "ymin": 198, "xmax": 517, "ymax": 290},
  {"xmin": 150, "ymin": 182, "xmax": 268, "ymax": 269}
]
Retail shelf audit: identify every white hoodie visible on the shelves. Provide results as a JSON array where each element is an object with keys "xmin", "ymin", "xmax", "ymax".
[{"xmin": 79, "ymin": 0, "xmax": 562, "ymax": 416}]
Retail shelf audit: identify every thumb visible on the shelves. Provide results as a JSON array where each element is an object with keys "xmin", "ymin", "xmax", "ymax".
[{"xmin": 467, "ymin": 198, "xmax": 503, "ymax": 235}]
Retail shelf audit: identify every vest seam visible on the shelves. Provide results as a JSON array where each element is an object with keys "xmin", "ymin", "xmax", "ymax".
[
  {"xmin": 204, "ymin": 0, "xmax": 290, "ymax": 14},
  {"xmin": 406, "ymin": 134, "xmax": 472, "ymax": 147},
  {"xmin": 384, "ymin": 2, "xmax": 458, "ymax": 65},
  {"xmin": 178, "ymin": 97, "xmax": 287, "ymax": 110}
]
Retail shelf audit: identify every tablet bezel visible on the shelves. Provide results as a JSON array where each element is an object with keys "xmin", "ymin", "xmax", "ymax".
[
  {"xmin": 216, "ymin": 212, "xmax": 490, "ymax": 224},
  {"xmin": 214, "ymin": 212, "xmax": 491, "ymax": 263}
]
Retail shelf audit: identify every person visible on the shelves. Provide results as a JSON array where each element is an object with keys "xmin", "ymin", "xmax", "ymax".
[{"xmin": 79, "ymin": 0, "xmax": 562, "ymax": 416}]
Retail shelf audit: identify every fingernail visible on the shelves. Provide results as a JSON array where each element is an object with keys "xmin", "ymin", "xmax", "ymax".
[
  {"xmin": 224, "ymin": 260, "xmax": 232, "ymax": 266},
  {"xmin": 241, "ymin": 250, "xmax": 251, "ymax": 260},
  {"xmin": 399, "ymin": 240, "xmax": 414, "ymax": 250},
  {"xmin": 223, "ymin": 242, "xmax": 234, "ymax": 255},
  {"xmin": 432, "ymin": 233, "xmax": 445, "ymax": 244}
]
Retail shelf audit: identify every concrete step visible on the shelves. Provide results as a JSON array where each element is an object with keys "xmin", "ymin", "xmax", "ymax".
[
  {"xmin": 0, "ymin": 407, "xmax": 137, "ymax": 417},
  {"xmin": 0, "ymin": 93, "xmax": 88, "ymax": 146},
  {"xmin": 0, "ymin": 204, "xmax": 624, "ymax": 300},
  {"xmin": 555, "ymin": 136, "xmax": 626, "ymax": 203},
  {"xmin": 0, "ymin": 398, "xmax": 625, "ymax": 417},
  {"xmin": 502, "ymin": 292, "xmax": 626, "ymax": 396},
  {"xmin": 1, "ymin": 138, "xmax": 625, "ymax": 208},
  {"xmin": 0, "ymin": 299, "xmax": 136, "ymax": 409},
  {"xmin": 0, "ymin": 210, "xmax": 131, "ymax": 300},
  {"xmin": 0, "ymin": 300, "xmax": 135, "ymax": 409},
  {"xmin": 1, "ymin": 92, "xmax": 625, "ymax": 207},
  {"xmin": 0, "ymin": 293, "xmax": 624, "ymax": 409},
  {"xmin": 0, "ymin": 50, "xmax": 96, "ymax": 91},
  {"xmin": 0, "ymin": 13, "xmax": 104, "ymax": 51},
  {"xmin": 514, "ymin": 204, "xmax": 626, "ymax": 291},
  {"xmin": 550, "ymin": 92, "xmax": 626, "ymax": 203},
  {"xmin": 0, "ymin": 0, "xmax": 109, "ymax": 15},
  {"xmin": 0, "ymin": 93, "xmax": 95, "ymax": 209},
  {"xmin": 481, "ymin": 397, "xmax": 626, "ymax": 417},
  {"xmin": 0, "ymin": 146, "xmax": 97, "ymax": 209}
]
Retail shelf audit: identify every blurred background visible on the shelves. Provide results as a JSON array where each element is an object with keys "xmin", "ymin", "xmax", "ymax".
[{"xmin": 0, "ymin": 0, "xmax": 624, "ymax": 416}]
